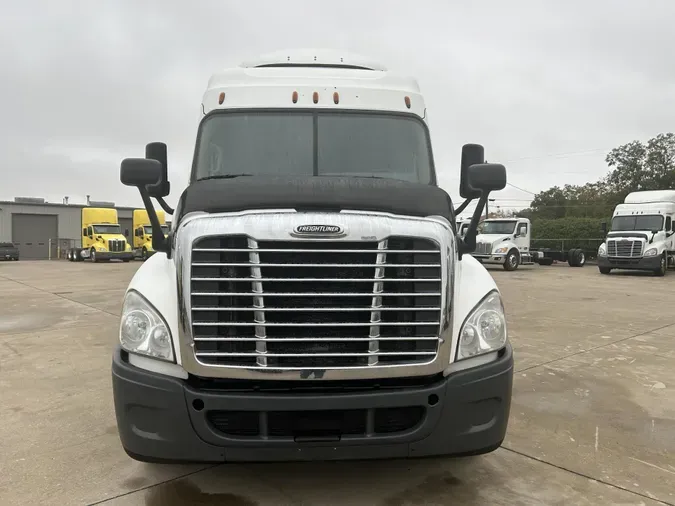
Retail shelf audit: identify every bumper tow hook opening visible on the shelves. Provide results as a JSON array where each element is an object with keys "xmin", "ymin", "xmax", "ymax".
[
  {"xmin": 192, "ymin": 399, "xmax": 205, "ymax": 411},
  {"xmin": 428, "ymin": 394, "xmax": 439, "ymax": 406}
]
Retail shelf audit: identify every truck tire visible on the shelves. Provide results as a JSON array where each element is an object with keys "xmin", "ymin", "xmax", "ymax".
[
  {"xmin": 599, "ymin": 267, "xmax": 611, "ymax": 274},
  {"xmin": 567, "ymin": 249, "xmax": 578, "ymax": 267},
  {"xmin": 654, "ymin": 253, "xmax": 667, "ymax": 277},
  {"xmin": 572, "ymin": 249, "xmax": 586, "ymax": 267},
  {"xmin": 142, "ymin": 247, "xmax": 148, "ymax": 261},
  {"xmin": 90, "ymin": 248, "xmax": 98, "ymax": 263},
  {"xmin": 503, "ymin": 249, "xmax": 520, "ymax": 271}
]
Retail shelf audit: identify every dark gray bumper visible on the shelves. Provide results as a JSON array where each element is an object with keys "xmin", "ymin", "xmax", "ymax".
[
  {"xmin": 598, "ymin": 255, "xmax": 661, "ymax": 271},
  {"xmin": 112, "ymin": 345, "xmax": 513, "ymax": 463}
]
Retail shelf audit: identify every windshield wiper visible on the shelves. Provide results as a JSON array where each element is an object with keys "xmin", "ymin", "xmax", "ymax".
[{"xmin": 198, "ymin": 174, "xmax": 254, "ymax": 181}]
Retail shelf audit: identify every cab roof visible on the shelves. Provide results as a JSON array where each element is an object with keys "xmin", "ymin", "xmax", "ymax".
[{"xmin": 202, "ymin": 48, "xmax": 425, "ymax": 118}]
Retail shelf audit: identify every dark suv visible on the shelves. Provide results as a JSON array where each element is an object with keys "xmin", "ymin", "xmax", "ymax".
[{"xmin": 0, "ymin": 242, "xmax": 19, "ymax": 261}]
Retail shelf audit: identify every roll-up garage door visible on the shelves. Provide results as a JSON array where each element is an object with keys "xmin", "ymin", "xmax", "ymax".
[{"xmin": 11, "ymin": 214, "xmax": 59, "ymax": 259}]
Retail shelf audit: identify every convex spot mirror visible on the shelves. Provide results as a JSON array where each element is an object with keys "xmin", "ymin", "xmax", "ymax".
[
  {"xmin": 145, "ymin": 142, "xmax": 171, "ymax": 198},
  {"xmin": 459, "ymin": 144, "xmax": 485, "ymax": 199}
]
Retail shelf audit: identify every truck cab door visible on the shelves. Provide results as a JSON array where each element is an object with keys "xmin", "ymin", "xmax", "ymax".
[
  {"xmin": 667, "ymin": 216, "xmax": 674, "ymax": 251},
  {"xmin": 515, "ymin": 221, "xmax": 530, "ymax": 253}
]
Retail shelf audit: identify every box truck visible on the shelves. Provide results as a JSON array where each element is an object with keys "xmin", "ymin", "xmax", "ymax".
[
  {"xmin": 597, "ymin": 190, "xmax": 675, "ymax": 276},
  {"xmin": 112, "ymin": 49, "xmax": 513, "ymax": 463}
]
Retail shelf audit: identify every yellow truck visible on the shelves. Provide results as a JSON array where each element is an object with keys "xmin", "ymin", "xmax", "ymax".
[
  {"xmin": 132, "ymin": 209, "xmax": 169, "ymax": 260},
  {"xmin": 67, "ymin": 208, "xmax": 133, "ymax": 262}
]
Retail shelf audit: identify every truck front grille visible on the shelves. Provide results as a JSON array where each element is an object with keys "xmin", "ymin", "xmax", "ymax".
[
  {"xmin": 607, "ymin": 239, "xmax": 643, "ymax": 257},
  {"xmin": 190, "ymin": 235, "xmax": 443, "ymax": 369},
  {"xmin": 474, "ymin": 242, "xmax": 491, "ymax": 255},
  {"xmin": 108, "ymin": 239, "xmax": 125, "ymax": 252},
  {"xmin": 207, "ymin": 406, "xmax": 425, "ymax": 438}
]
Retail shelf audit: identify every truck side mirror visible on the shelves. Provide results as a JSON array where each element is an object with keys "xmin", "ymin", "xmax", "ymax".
[
  {"xmin": 120, "ymin": 157, "xmax": 169, "ymax": 254},
  {"xmin": 600, "ymin": 222, "xmax": 607, "ymax": 235},
  {"xmin": 458, "ymin": 162, "xmax": 508, "ymax": 257},
  {"xmin": 467, "ymin": 163, "xmax": 507, "ymax": 193},
  {"xmin": 121, "ymin": 158, "xmax": 162, "ymax": 187},
  {"xmin": 459, "ymin": 144, "xmax": 485, "ymax": 199},
  {"xmin": 144, "ymin": 142, "xmax": 171, "ymax": 199}
]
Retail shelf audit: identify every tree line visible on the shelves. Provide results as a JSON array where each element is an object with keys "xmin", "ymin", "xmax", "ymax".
[{"xmin": 494, "ymin": 132, "xmax": 675, "ymax": 239}]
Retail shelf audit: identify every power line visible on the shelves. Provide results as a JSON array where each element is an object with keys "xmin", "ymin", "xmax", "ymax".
[
  {"xmin": 502, "ymin": 147, "xmax": 612, "ymax": 163},
  {"xmin": 506, "ymin": 182, "xmax": 537, "ymax": 195}
]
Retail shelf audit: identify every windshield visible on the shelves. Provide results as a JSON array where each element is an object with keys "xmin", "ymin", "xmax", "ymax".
[
  {"xmin": 93, "ymin": 225, "xmax": 121, "ymax": 234},
  {"xmin": 143, "ymin": 225, "xmax": 169, "ymax": 235},
  {"xmin": 192, "ymin": 111, "xmax": 434, "ymax": 184},
  {"xmin": 478, "ymin": 221, "xmax": 517, "ymax": 235},
  {"xmin": 611, "ymin": 215, "xmax": 664, "ymax": 231}
]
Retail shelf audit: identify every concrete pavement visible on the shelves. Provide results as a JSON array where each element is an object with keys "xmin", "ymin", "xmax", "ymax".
[{"xmin": 0, "ymin": 260, "xmax": 673, "ymax": 505}]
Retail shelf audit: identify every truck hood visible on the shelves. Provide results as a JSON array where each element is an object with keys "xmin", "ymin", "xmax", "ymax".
[
  {"xmin": 95, "ymin": 234, "xmax": 128, "ymax": 243},
  {"xmin": 476, "ymin": 234, "xmax": 511, "ymax": 244}
]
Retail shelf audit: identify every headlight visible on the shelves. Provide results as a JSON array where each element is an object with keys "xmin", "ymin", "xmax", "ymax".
[
  {"xmin": 120, "ymin": 290, "xmax": 174, "ymax": 362},
  {"xmin": 494, "ymin": 246, "xmax": 508, "ymax": 254},
  {"xmin": 457, "ymin": 291, "xmax": 507, "ymax": 361},
  {"xmin": 598, "ymin": 244, "xmax": 606, "ymax": 256},
  {"xmin": 644, "ymin": 248, "xmax": 657, "ymax": 257}
]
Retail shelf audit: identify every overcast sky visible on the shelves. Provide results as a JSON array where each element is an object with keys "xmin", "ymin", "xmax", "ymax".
[{"xmin": 2, "ymin": 0, "xmax": 674, "ymax": 214}]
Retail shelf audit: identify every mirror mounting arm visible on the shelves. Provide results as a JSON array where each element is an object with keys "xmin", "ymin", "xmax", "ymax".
[
  {"xmin": 155, "ymin": 196, "xmax": 175, "ymax": 216},
  {"xmin": 138, "ymin": 186, "xmax": 171, "ymax": 257},
  {"xmin": 457, "ymin": 192, "xmax": 489, "ymax": 259},
  {"xmin": 453, "ymin": 198, "xmax": 472, "ymax": 215}
]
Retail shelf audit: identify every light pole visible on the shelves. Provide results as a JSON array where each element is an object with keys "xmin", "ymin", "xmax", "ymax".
[{"xmin": 486, "ymin": 198, "xmax": 496, "ymax": 218}]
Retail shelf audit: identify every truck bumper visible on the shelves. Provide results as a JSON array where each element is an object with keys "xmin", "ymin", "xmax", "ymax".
[
  {"xmin": 97, "ymin": 251, "xmax": 134, "ymax": 261},
  {"xmin": 598, "ymin": 255, "xmax": 661, "ymax": 271},
  {"xmin": 471, "ymin": 254, "xmax": 506, "ymax": 265},
  {"xmin": 111, "ymin": 344, "xmax": 514, "ymax": 463}
]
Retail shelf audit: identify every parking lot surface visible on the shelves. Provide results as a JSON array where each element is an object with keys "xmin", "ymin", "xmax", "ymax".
[{"xmin": 1, "ymin": 260, "xmax": 674, "ymax": 505}]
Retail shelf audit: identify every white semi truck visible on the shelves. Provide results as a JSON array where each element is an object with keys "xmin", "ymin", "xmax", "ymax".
[
  {"xmin": 472, "ymin": 217, "xmax": 586, "ymax": 270},
  {"xmin": 112, "ymin": 49, "xmax": 514, "ymax": 463},
  {"xmin": 597, "ymin": 190, "xmax": 675, "ymax": 276}
]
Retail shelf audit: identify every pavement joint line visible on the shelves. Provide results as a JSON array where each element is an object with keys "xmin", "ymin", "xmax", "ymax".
[
  {"xmin": 0, "ymin": 273, "xmax": 121, "ymax": 318},
  {"xmin": 85, "ymin": 464, "xmax": 221, "ymax": 506},
  {"xmin": 501, "ymin": 446, "xmax": 673, "ymax": 506},
  {"xmin": 515, "ymin": 321, "xmax": 675, "ymax": 373}
]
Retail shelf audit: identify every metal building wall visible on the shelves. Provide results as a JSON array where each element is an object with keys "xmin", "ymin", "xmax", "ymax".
[
  {"xmin": 0, "ymin": 203, "xmax": 140, "ymax": 254},
  {"xmin": 0, "ymin": 203, "xmax": 82, "ymax": 242}
]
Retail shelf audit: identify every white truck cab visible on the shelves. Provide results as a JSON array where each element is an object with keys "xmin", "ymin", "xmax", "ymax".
[
  {"xmin": 112, "ymin": 49, "xmax": 514, "ymax": 464},
  {"xmin": 472, "ymin": 218, "xmax": 532, "ymax": 271},
  {"xmin": 598, "ymin": 190, "xmax": 675, "ymax": 276}
]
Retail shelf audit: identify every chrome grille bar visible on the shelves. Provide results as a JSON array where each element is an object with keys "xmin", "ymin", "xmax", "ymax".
[{"xmin": 193, "ymin": 248, "xmax": 440, "ymax": 254}]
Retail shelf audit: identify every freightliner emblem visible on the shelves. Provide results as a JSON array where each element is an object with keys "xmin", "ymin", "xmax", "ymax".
[{"xmin": 293, "ymin": 224, "xmax": 344, "ymax": 236}]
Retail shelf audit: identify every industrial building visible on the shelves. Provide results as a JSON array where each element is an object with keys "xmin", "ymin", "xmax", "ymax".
[{"xmin": 0, "ymin": 197, "xmax": 170, "ymax": 260}]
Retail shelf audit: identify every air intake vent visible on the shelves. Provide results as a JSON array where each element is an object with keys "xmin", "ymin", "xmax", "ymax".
[{"xmin": 240, "ymin": 49, "xmax": 387, "ymax": 72}]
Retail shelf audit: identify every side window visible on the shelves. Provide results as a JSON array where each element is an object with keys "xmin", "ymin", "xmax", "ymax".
[
  {"xmin": 518, "ymin": 223, "xmax": 528, "ymax": 235},
  {"xmin": 82, "ymin": 228, "xmax": 86, "ymax": 237},
  {"xmin": 87, "ymin": 226, "xmax": 92, "ymax": 236},
  {"xmin": 667, "ymin": 216, "xmax": 672, "ymax": 232}
]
